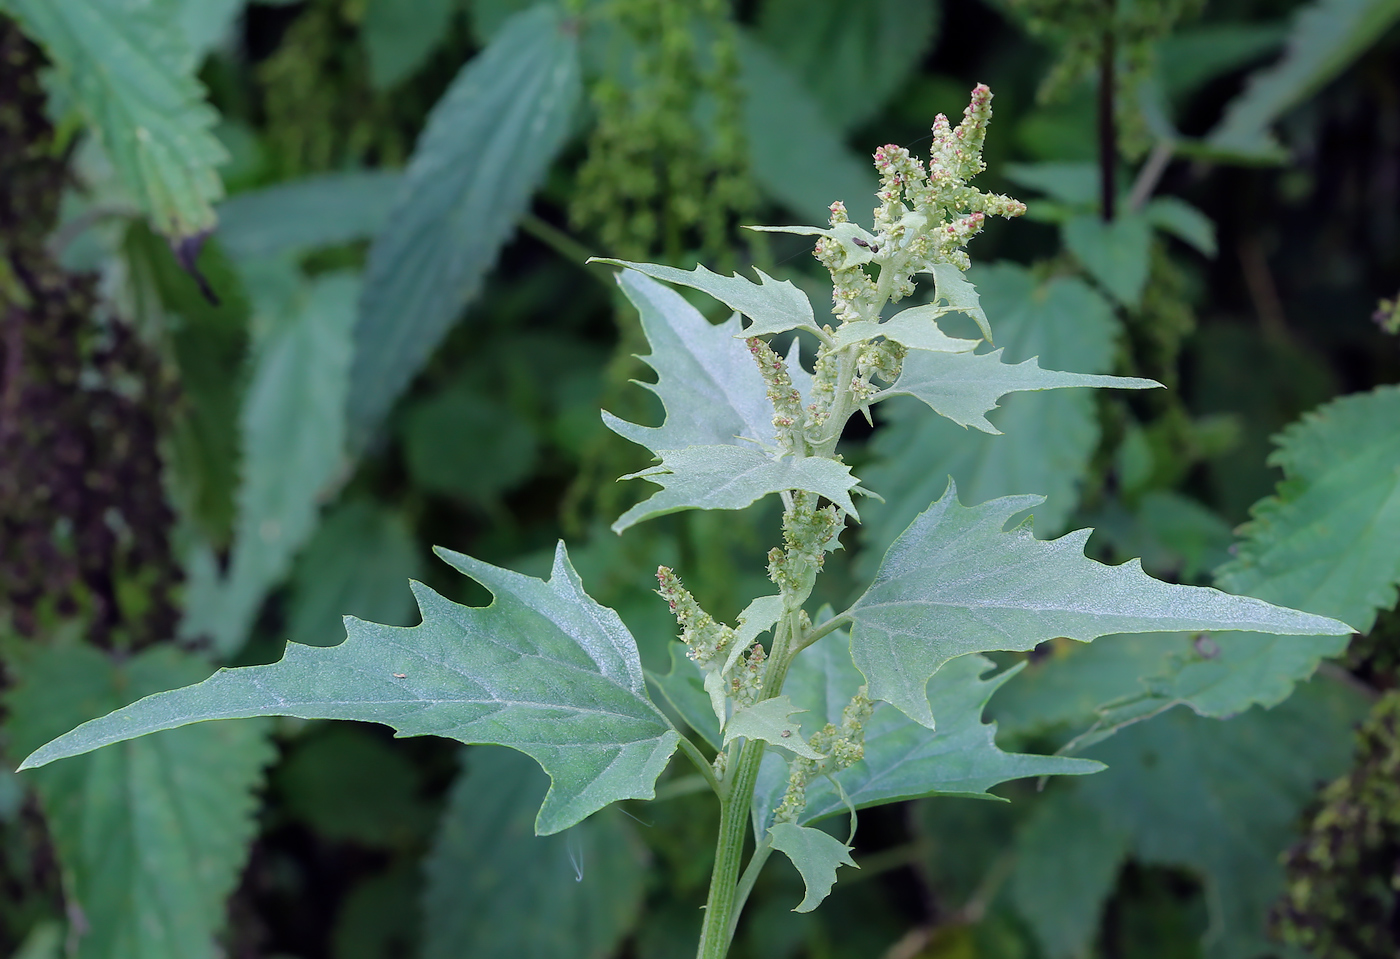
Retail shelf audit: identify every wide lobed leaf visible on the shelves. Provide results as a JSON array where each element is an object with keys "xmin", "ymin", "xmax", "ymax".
[
  {"xmin": 751, "ymin": 631, "xmax": 1100, "ymax": 834},
  {"xmin": 768, "ymin": 822, "xmax": 858, "ymax": 913},
  {"xmin": 848, "ymin": 483, "xmax": 1352, "ymax": 728},
  {"xmin": 613, "ymin": 445, "xmax": 859, "ymax": 533},
  {"xmin": 885, "ymin": 348, "xmax": 1159, "ymax": 434},
  {"xmin": 20, "ymin": 543, "xmax": 680, "ymax": 836}
]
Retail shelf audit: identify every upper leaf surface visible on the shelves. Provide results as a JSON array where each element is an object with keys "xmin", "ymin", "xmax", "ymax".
[
  {"xmin": 217, "ymin": 171, "xmax": 401, "ymax": 261},
  {"xmin": 7, "ymin": 0, "xmax": 226, "ymax": 237},
  {"xmin": 422, "ymin": 748, "xmax": 646, "ymax": 959},
  {"xmin": 724, "ymin": 697, "xmax": 823, "ymax": 759},
  {"xmin": 1216, "ymin": 385, "xmax": 1400, "ymax": 634},
  {"xmin": 886, "ymin": 348, "xmax": 1159, "ymax": 434},
  {"xmin": 849, "ymin": 483, "xmax": 1352, "ymax": 727},
  {"xmin": 931, "ymin": 263, "xmax": 994, "ymax": 342},
  {"xmin": 613, "ymin": 445, "xmax": 859, "ymax": 533},
  {"xmin": 350, "ymin": 4, "xmax": 581, "ymax": 447},
  {"xmin": 6, "ymin": 644, "xmax": 274, "ymax": 959},
  {"xmin": 768, "ymin": 822, "xmax": 858, "ymax": 913},
  {"xmin": 603, "ymin": 270, "xmax": 780, "ymax": 453},
  {"xmin": 752, "ymin": 633, "xmax": 1100, "ymax": 833},
  {"xmin": 1061, "ymin": 213, "xmax": 1153, "ymax": 308},
  {"xmin": 20, "ymin": 543, "xmax": 679, "ymax": 835},
  {"xmin": 860, "ymin": 265, "xmax": 1119, "ymax": 572},
  {"xmin": 594, "ymin": 258, "xmax": 818, "ymax": 338}
]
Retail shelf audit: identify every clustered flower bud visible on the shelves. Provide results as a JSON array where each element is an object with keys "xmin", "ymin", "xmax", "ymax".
[
  {"xmin": 773, "ymin": 687, "xmax": 874, "ymax": 824},
  {"xmin": 656, "ymin": 566, "xmax": 732, "ymax": 668},
  {"xmin": 746, "ymin": 337, "xmax": 806, "ymax": 452},
  {"xmin": 766, "ymin": 491, "xmax": 841, "ymax": 605}
]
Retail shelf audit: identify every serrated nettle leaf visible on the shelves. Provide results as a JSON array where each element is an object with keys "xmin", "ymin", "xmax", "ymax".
[
  {"xmin": 930, "ymin": 262, "xmax": 993, "ymax": 342},
  {"xmin": 848, "ymin": 483, "xmax": 1352, "ymax": 728},
  {"xmin": 7, "ymin": 0, "xmax": 226, "ymax": 238},
  {"xmin": 593, "ymin": 258, "xmax": 819, "ymax": 339},
  {"xmin": 1207, "ymin": 0, "xmax": 1400, "ymax": 158},
  {"xmin": 186, "ymin": 272, "xmax": 359, "ymax": 657},
  {"xmin": 1217, "ymin": 385, "xmax": 1400, "ymax": 633},
  {"xmin": 884, "ymin": 348, "xmax": 1160, "ymax": 434},
  {"xmin": 1002, "ymin": 162, "xmax": 1100, "ymax": 206},
  {"xmin": 612, "ymin": 445, "xmax": 859, "ymax": 533},
  {"xmin": 723, "ymin": 697, "xmax": 823, "ymax": 759},
  {"xmin": 768, "ymin": 822, "xmax": 857, "ymax": 913},
  {"xmin": 423, "ymin": 748, "xmax": 647, "ymax": 959},
  {"xmin": 1062, "ymin": 213, "xmax": 1152, "ymax": 308},
  {"xmin": 5, "ymin": 643, "xmax": 274, "ymax": 959},
  {"xmin": 349, "ymin": 4, "xmax": 581, "ymax": 448},
  {"xmin": 752, "ymin": 636, "xmax": 1101, "ymax": 834},
  {"xmin": 362, "ymin": 0, "xmax": 455, "ymax": 90},
  {"xmin": 603, "ymin": 270, "xmax": 783, "ymax": 453},
  {"xmin": 21, "ymin": 543, "xmax": 679, "ymax": 836}
]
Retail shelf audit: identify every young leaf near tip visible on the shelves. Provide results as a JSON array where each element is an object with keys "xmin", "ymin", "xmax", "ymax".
[
  {"xmin": 848, "ymin": 483, "xmax": 1353, "ymax": 729},
  {"xmin": 602, "ymin": 270, "xmax": 778, "ymax": 454},
  {"xmin": 724, "ymin": 697, "xmax": 824, "ymax": 759},
  {"xmin": 885, "ymin": 349, "xmax": 1161, "ymax": 434},
  {"xmin": 768, "ymin": 822, "xmax": 858, "ymax": 912},
  {"xmin": 593, "ymin": 257, "xmax": 819, "ymax": 338},
  {"xmin": 20, "ymin": 543, "xmax": 679, "ymax": 836},
  {"xmin": 751, "ymin": 633, "xmax": 1101, "ymax": 834},
  {"xmin": 612, "ymin": 445, "xmax": 860, "ymax": 533}
]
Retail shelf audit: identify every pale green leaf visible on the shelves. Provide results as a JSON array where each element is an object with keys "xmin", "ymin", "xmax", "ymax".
[
  {"xmin": 931, "ymin": 262, "xmax": 993, "ymax": 342},
  {"xmin": 884, "ymin": 348, "xmax": 1159, "ymax": 434},
  {"xmin": 755, "ymin": 0, "xmax": 938, "ymax": 132},
  {"xmin": 724, "ymin": 697, "xmax": 823, "ymax": 759},
  {"xmin": 1062, "ymin": 213, "xmax": 1153, "ymax": 308},
  {"xmin": 593, "ymin": 258, "xmax": 818, "ymax": 339},
  {"xmin": 176, "ymin": 0, "xmax": 243, "ymax": 59},
  {"xmin": 7, "ymin": 0, "xmax": 226, "ymax": 237},
  {"xmin": 363, "ymin": 0, "xmax": 455, "ymax": 89},
  {"xmin": 5, "ymin": 643, "xmax": 273, "ymax": 959},
  {"xmin": 350, "ymin": 4, "xmax": 581, "ymax": 447},
  {"xmin": 736, "ymin": 31, "xmax": 879, "ymax": 224},
  {"xmin": 613, "ymin": 445, "xmax": 859, "ymax": 533},
  {"xmin": 286, "ymin": 499, "xmax": 423, "ymax": 648},
  {"xmin": 422, "ymin": 747, "xmax": 647, "ymax": 959},
  {"xmin": 864, "ymin": 304, "xmax": 981, "ymax": 353},
  {"xmin": 768, "ymin": 822, "xmax": 857, "ymax": 913},
  {"xmin": 1208, "ymin": 0, "xmax": 1400, "ymax": 158},
  {"xmin": 216, "ymin": 170, "xmax": 400, "ymax": 261},
  {"xmin": 1216, "ymin": 385, "xmax": 1400, "ymax": 633},
  {"xmin": 1145, "ymin": 196, "xmax": 1217, "ymax": 257},
  {"xmin": 860, "ymin": 265, "xmax": 1119, "ymax": 586},
  {"xmin": 1156, "ymin": 24, "xmax": 1288, "ymax": 100},
  {"xmin": 188, "ymin": 273, "xmax": 358, "ymax": 656},
  {"xmin": 1009, "ymin": 790, "xmax": 1130, "ymax": 959},
  {"xmin": 848, "ymin": 483, "xmax": 1352, "ymax": 728},
  {"xmin": 20, "ymin": 543, "xmax": 680, "ymax": 836},
  {"xmin": 603, "ymin": 271, "xmax": 783, "ymax": 454},
  {"xmin": 1077, "ymin": 676, "xmax": 1366, "ymax": 959},
  {"xmin": 752, "ymin": 635, "xmax": 1101, "ymax": 833},
  {"xmin": 648, "ymin": 642, "xmax": 721, "ymax": 750}
]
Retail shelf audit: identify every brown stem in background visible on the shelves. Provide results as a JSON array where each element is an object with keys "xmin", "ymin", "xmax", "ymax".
[{"xmin": 1098, "ymin": 13, "xmax": 1116, "ymax": 222}]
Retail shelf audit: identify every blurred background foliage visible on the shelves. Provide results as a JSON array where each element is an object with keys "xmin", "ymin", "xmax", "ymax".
[{"xmin": 0, "ymin": 0, "xmax": 1397, "ymax": 957}]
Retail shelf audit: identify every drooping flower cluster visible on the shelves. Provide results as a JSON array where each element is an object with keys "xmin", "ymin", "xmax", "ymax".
[
  {"xmin": 772, "ymin": 687, "xmax": 874, "ymax": 825},
  {"xmin": 656, "ymin": 565, "xmax": 733, "ymax": 669}
]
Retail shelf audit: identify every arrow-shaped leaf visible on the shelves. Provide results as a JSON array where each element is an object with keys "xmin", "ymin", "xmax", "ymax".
[
  {"xmin": 603, "ymin": 271, "xmax": 779, "ymax": 455},
  {"xmin": 885, "ymin": 349, "xmax": 1160, "ymax": 434},
  {"xmin": 19, "ymin": 543, "xmax": 680, "ymax": 836},
  {"xmin": 613, "ymin": 445, "xmax": 859, "ymax": 533},
  {"xmin": 768, "ymin": 822, "xmax": 857, "ymax": 912},
  {"xmin": 848, "ymin": 483, "xmax": 1353, "ymax": 728},
  {"xmin": 595, "ymin": 258, "xmax": 818, "ymax": 338},
  {"xmin": 752, "ymin": 634, "xmax": 1100, "ymax": 832}
]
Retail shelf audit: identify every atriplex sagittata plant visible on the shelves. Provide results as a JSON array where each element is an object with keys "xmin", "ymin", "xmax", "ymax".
[{"xmin": 19, "ymin": 86, "xmax": 1350, "ymax": 959}]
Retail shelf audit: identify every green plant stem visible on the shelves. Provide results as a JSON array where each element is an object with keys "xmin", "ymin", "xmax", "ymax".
[
  {"xmin": 677, "ymin": 734, "xmax": 723, "ymax": 797},
  {"xmin": 727, "ymin": 838, "xmax": 773, "ymax": 940},
  {"xmin": 789, "ymin": 611, "xmax": 851, "ymax": 657},
  {"xmin": 695, "ymin": 594, "xmax": 804, "ymax": 958}
]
